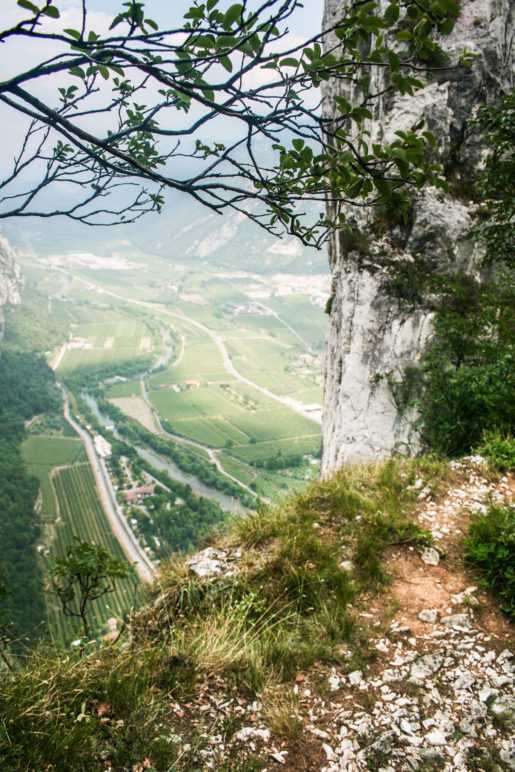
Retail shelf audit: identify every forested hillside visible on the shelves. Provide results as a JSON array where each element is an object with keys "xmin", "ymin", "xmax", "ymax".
[{"xmin": 0, "ymin": 350, "xmax": 61, "ymax": 646}]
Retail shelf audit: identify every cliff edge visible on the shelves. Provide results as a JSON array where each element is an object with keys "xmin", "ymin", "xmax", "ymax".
[
  {"xmin": 321, "ymin": 0, "xmax": 514, "ymax": 474},
  {"xmin": 0, "ymin": 229, "xmax": 22, "ymax": 340}
]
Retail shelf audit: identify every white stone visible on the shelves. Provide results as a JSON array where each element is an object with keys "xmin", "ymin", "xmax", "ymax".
[
  {"xmin": 235, "ymin": 727, "xmax": 270, "ymax": 743},
  {"xmin": 418, "ymin": 609, "xmax": 438, "ymax": 624},
  {"xmin": 425, "ymin": 729, "xmax": 447, "ymax": 746},
  {"xmin": 421, "ymin": 548, "xmax": 440, "ymax": 566},
  {"xmin": 441, "ymin": 614, "xmax": 472, "ymax": 631},
  {"xmin": 348, "ymin": 670, "xmax": 362, "ymax": 686}
]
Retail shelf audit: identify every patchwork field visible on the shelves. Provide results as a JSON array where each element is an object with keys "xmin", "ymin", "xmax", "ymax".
[
  {"xmin": 45, "ymin": 464, "xmax": 139, "ymax": 643},
  {"xmin": 109, "ymin": 396, "xmax": 158, "ymax": 434},
  {"xmin": 22, "ymin": 436, "xmax": 86, "ymax": 516},
  {"xmin": 55, "ymin": 308, "xmax": 156, "ymax": 375},
  {"xmin": 21, "ymin": 249, "xmax": 328, "ymax": 499},
  {"xmin": 22, "ymin": 435, "xmax": 138, "ymax": 643}
]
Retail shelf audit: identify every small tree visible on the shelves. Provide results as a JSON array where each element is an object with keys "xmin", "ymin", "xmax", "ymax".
[
  {"xmin": 51, "ymin": 537, "xmax": 131, "ymax": 640},
  {"xmin": 471, "ymin": 90, "xmax": 515, "ymax": 268}
]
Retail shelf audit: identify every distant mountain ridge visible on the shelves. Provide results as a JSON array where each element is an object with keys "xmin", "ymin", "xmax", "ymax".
[{"xmin": 3, "ymin": 197, "xmax": 328, "ymax": 277}]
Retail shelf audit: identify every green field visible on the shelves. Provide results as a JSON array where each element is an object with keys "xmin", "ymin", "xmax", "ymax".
[
  {"xmin": 22, "ymin": 436, "xmax": 85, "ymax": 466},
  {"xmin": 21, "ymin": 435, "xmax": 139, "ymax": 643},
  {"xmin": 149, "ymin": 385, "xmax": 319, "ymax": 449},
  {"xmin": 105, "ymin": 378, "xmax": 142, "ymax": 398},
  {"xmin": 56, "ymin": 307, "xmax": 155, "ymax": 375},
  {"xmin": 45, "ymin": 464, "xmax": 139, "ymax": 643},
  {"xmin": 22, "ymin": 437, "xmax": 86, "ymax": 516},
  {"xmin": 18, "ymin": 250, "xmax": 327, "ymax": 498}
]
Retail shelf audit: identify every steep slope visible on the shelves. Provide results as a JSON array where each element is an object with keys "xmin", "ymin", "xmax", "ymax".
[
  {"xmin": 0, "ymin": 456, "xmax": 513, "ymax": 770},
  {"xmin": 0, "ymin": 229, "xmax": 21, "ymax": 339},
  {"xmin": 321, "ymin": 0, "xmax": 514, "ymax": 474}
]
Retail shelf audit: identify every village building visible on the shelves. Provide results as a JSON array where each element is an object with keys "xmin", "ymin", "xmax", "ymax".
[
  {"xmin": 94, "ymin": 434, "xmax": 112, "ymax": 458},
  {"xmin": 124, "ymin": 483, "xmax": 156, "ymax": 503}
]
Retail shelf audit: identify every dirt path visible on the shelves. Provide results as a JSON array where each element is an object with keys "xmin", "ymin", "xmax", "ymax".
[{"xmin": 281, "ymin": 461, "xmax": 515, "ymax": 771}]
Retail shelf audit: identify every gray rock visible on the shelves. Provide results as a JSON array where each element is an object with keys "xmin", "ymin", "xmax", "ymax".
[
  {"xmin": 440, "ymin": 613, "xmax": 472, "ymax": 631},
  {"xmin": 425, "ymin": 729, "xmax": 447, "ymax": 746},
  {"xmin": 0, "ymin": 229, "xmax": 22, "ymax": 340},
  {"xmin": 490, "ymin": 695, "xmax": 515, "ymax": 731},
  {"xmin": 411, "ymin": 653, "xmax": 443, "ymax": 680},
  {"xmin": 418, "ymin": 609, "xmax": 438, "ymax": 624},
  {"xmin": 320, "ymin": 0, "xmax": 514, "ymax": 472}
]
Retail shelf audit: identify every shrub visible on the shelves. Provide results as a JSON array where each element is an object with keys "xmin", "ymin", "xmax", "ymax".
[
  {"xmin": 464, "ymin": 504, "xmax": 515, "ymax": 620},
  {"xmin": 394, "ymin": 272, "xmax": 515, "ymax": 456},
  {"xmin": 473, "ymin": 429, "xmax": 515, "ymax": 472}
]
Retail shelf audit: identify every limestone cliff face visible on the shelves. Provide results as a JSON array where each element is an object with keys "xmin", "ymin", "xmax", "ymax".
[
  {"xmin": 0, "ymin": 229, "xmax": 22, "ymax": 339},
  {"xmin": 321, "ymin": 0, "xmax": 514, "ymax": 474}
]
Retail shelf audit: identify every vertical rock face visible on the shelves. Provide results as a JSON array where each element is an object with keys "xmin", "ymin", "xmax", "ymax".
[
  {"xmin": 0, "ymin": 229, "xmax": 22, "ymax": 340},
  {"xmin": 321, "ymin": 0, "xmax": 514, "ymax": 474}
]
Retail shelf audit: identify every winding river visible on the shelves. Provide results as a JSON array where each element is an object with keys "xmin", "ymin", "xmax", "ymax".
[{"xmin": 83, "ymin": 394, "xmax": 248, "ymax": 515}]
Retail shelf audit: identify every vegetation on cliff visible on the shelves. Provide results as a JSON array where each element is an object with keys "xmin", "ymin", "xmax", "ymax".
[{"xmin": 0, "ymin": 350, "xmax": 61, "ymax": 646}]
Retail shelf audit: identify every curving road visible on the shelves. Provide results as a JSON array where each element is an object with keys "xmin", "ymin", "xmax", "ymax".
[
  {"xmin": 61, "ymin": 388, "xmax": 155, "ymax": 584},
  {"xmin": 72, "ymin": 276, "xmax": 322, "ymax": 425}
]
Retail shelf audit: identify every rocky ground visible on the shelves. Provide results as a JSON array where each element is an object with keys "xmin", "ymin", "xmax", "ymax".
[{"xmin": 179, "ymin": 459, "xmax": 514, "ymax": 772}]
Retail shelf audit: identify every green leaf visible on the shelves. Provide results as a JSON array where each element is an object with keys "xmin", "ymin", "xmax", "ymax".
[
  {"xmin": 69, "ymin": 66, "xmax": 86, "ymax": 79},
  {"xmin": 292, "ymin": 139, "xmax": 305, "ymax": 152},
  {"xmin": 396, "ymin": 29, "xmax": 413, "ymax": 41},
  {"xmin": 43, "ymin": 4, "xmax": 60, "ymax": 18},
  {"xmin": 383, "ymin": 3, "xmax": 399, "ymax": 25},
  {"xmin": 17, "ymin": 0, "xmax": 40, "ymax": 12},
  {"xmin": 64, "ymin": 28, "xmax": 81, "ymax": 40},
  {"xmin": 387, "ymin": 50, "xmax": 400, "ymax": 71},
  {"xmin": 438, "ymin": 17, "xmax": 455, "ymax": 34},
  {"xmin": 279, "ymin": 57, "xmax": 299, "ymax": 68},
  {"xmin": 223, "ymin": 3, "xmax": 243, "ymax": 30},
  {"xmin": 219, "ymin": 55, "xmax": 233, "ymax": 72},
  {"xmin": 373, "ymin": 176, "xmax": 392, "ymax": 199}
]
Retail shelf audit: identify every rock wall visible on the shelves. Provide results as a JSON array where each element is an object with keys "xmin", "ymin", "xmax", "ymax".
[
  {"xmin": 0, "ymin": 229, "xmax": 22, "ymax": 339},
  {"xmin": 321, "ymin": 0, "xmax": 514, "ymax": 474}
]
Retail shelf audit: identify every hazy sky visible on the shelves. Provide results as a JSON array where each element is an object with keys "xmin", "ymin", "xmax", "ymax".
[{"xmin": 0, "ymin": 0, "xmax": 325, "ymax": 235}]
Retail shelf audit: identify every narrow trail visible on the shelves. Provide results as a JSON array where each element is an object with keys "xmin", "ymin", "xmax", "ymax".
[{"xmin": 168, "ymin": 460, "xmax": 515, "ymax": 771}]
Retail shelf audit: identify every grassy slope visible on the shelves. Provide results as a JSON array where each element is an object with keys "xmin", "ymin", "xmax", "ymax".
[{"xmin": 0, "ymin": 455, "xmax": 460, "ymax": 771}]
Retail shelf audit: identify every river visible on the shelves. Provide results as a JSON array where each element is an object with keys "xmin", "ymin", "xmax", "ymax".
[{"xmin": 83, "ymin": 394, "xmax": 248, "ymax": 515}]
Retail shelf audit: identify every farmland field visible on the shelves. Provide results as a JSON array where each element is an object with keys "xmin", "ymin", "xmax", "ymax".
[
  {"xmin": 19, "ymin": 246, "xmax": 328, "ymax": 501},
  {"xmin": 109, "ymin": 396, "xmax": 158, "ymax": 434},
  {"xmin": 44, "ymin": 464, "xmax": 139, "ymax": 643},
  {"xmin": 22, "ymin": 437, "xmax": 86, "ymax": 516},
  {"xmin": 56, "ymin": 308, "xmax": 156, "ymax": 375}
]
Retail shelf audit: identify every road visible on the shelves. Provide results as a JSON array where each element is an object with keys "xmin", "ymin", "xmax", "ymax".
[
  {"xmin": 61, "ymin": 388, "xmax": 155, "ymax": 584},
  {"xmin": 73, "ymin": 276, "xmax": 322, "ymax": 425},
  {"xmin": 140, "ymin": 376, "xmax": 261, "ymax": 501}
]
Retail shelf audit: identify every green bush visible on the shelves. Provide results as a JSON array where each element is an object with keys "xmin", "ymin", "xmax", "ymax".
[
  {"xmin": 473, "ymin": 429, "xmax": 515, "ymax": 472},
  {"xmin": 464, "ymin": 504, "xmax": 515, "ymax": 620},
  {"xmin": 395, "ymin": 272, "xmax": 515, "ymax": 456}
]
